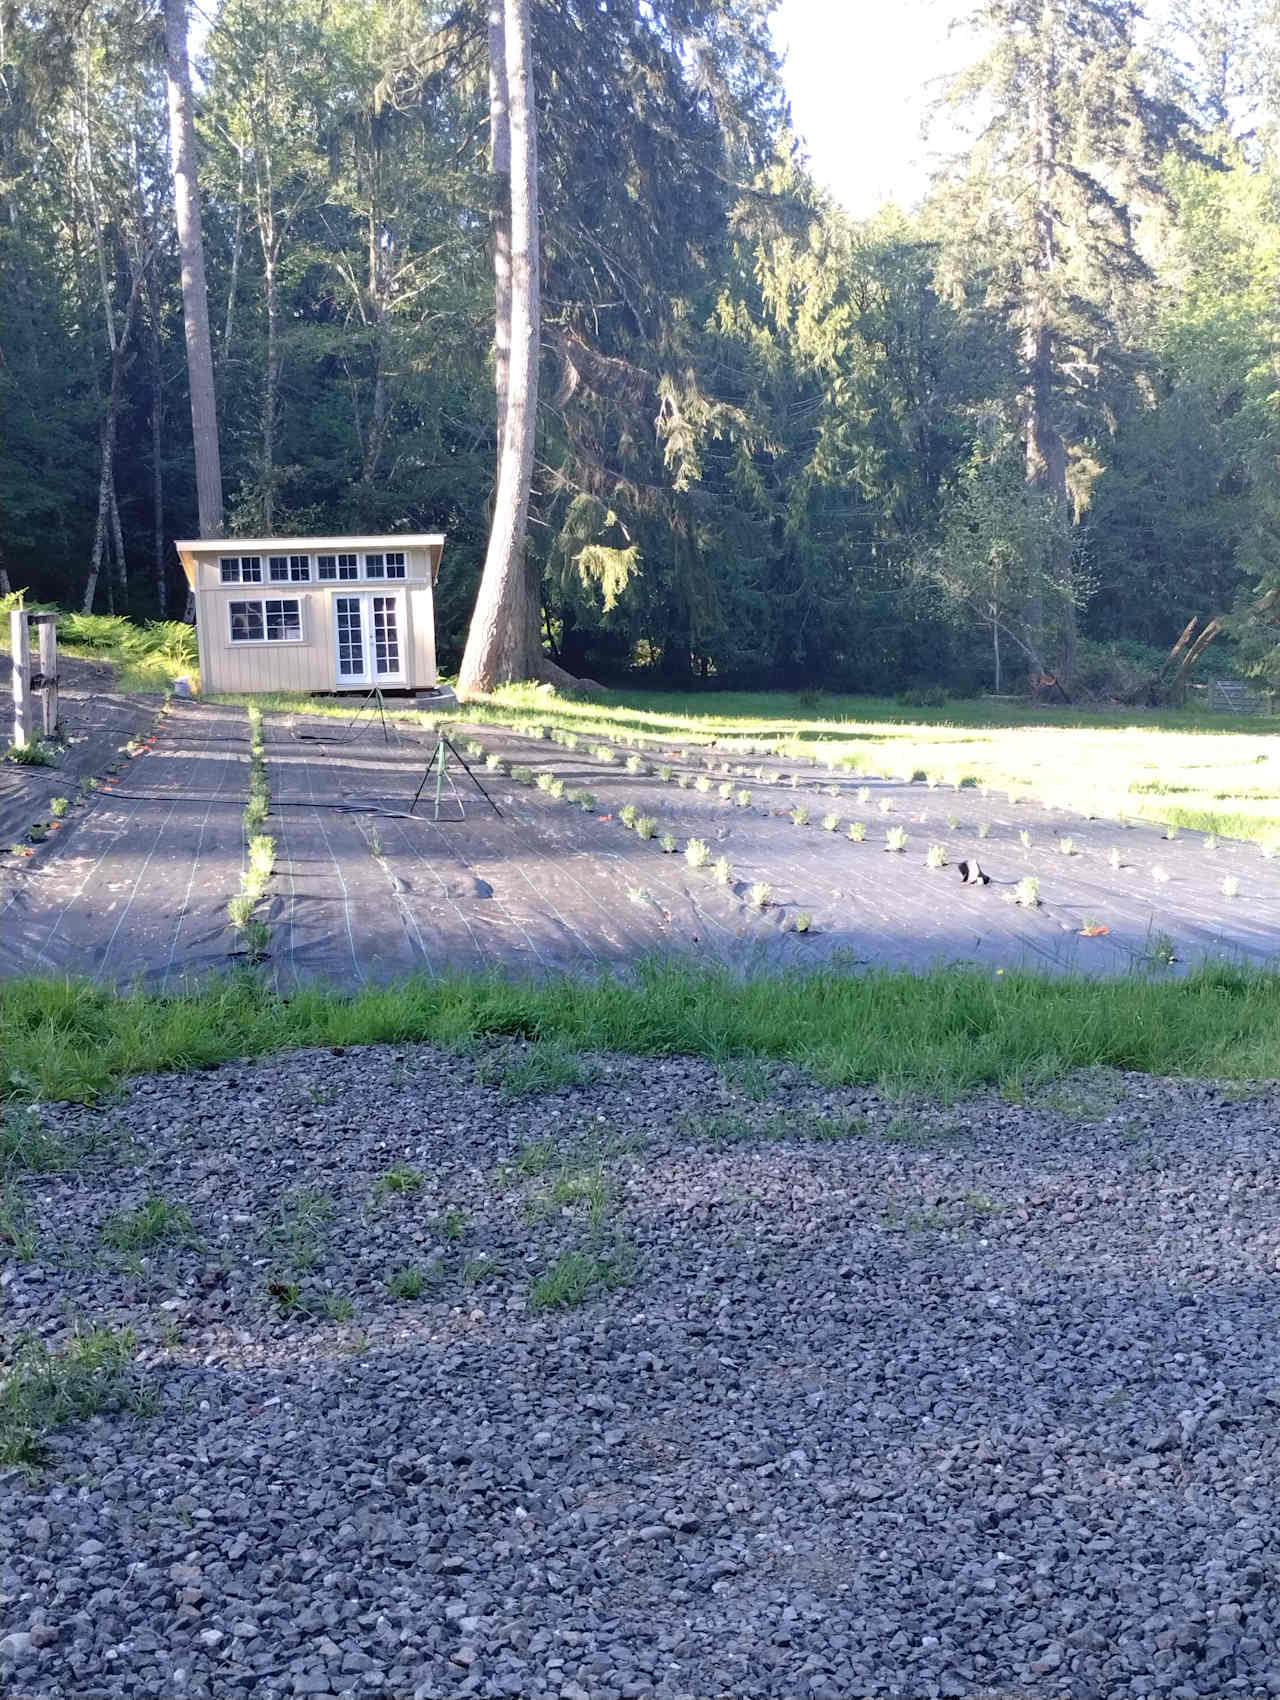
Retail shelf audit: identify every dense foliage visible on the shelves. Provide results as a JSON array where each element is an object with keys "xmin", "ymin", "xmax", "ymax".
[{"xmin": 3, "ymin": 0, "xmax": 1280, "ymax": 692}]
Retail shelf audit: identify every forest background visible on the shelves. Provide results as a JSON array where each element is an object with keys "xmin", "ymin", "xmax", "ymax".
[{"xmin": 5, "ymin": 0, "xmax": 1280, "ymax": 697}]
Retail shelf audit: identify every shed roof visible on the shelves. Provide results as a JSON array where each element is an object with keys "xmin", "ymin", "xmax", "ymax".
[{"xmin": 175, "ymin": 533, "xmax": 446, "ymax": 588}]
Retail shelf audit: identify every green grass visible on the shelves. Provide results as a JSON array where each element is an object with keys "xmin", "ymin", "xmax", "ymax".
[
  {"xmin": 7, "ymin": 959, "xmax": 1280, "ymax": 1107},
  {"xmin": 479, "ymin": 1039, "xmax": 593, "ymax": 1097},
  {"xmin": 1, "ymin": 1105, "xmax": 85, "ymax": 1175},
  {"xmin": 373, "ymin": 1163, "xmax": 424, "ymax": 1197},
  {"xmin": 99, "ymin": 1194, "xmax": 196, "ymax": 1253},
  {"xmin": 0, "ymin": 1326, "xmax": 140, "ymax": 1470},
  {"xmin": 527, "ymin": 1238, "xmax": 637, "ymax": 1311}
]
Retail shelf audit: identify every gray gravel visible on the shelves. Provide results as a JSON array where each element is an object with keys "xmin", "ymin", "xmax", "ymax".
[{"xmin": 2, "ymin": 1046, "xmax": 1280, "ymax": 1698}]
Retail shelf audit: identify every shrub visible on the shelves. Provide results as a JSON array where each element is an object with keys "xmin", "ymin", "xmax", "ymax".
[{"xmin": 685, "ymin": 838, "xmax": 711, "ymax": 869}]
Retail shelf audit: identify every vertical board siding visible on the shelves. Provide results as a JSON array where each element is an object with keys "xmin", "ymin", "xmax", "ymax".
[{"xmin": 194, "ymin": 546, "xmax": 438, "ymax": 693}]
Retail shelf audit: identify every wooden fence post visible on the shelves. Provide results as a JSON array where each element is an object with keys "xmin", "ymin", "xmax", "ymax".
[
  {"xmin": 34, "ymin": 614, "xmax": 58, "ymax": 737},
  {"xmin": 9, "ymin": 608, "xmax": 33, "ymax": 750}
]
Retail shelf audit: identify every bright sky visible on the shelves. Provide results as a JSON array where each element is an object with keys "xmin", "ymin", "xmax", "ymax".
[{"xmin": 770, "ymin": 0, "xmax": 973, "ymax": 220}]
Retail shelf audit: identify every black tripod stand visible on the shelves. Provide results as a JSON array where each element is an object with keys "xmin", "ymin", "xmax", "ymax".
[{"xmin": 409, "ymin": 733, "xmax": 503, "ymax": 820}]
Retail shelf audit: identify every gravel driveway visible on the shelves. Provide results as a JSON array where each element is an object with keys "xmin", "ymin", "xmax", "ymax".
[{"xmin": 2, "ymin": 1047, "xmax": 1279, "ymax": 1699}]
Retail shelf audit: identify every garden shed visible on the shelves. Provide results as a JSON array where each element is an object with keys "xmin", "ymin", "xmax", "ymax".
[{"xmin": 175, "ymin": 533, "xmax": 445, "ymax": 695}]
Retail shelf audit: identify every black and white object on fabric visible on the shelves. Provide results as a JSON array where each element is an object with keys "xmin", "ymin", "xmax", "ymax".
[{"xmin": 956, "ymin": 860, "xmax": 990, "ymax": 886}]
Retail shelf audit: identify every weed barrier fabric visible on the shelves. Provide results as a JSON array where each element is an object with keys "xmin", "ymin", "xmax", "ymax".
[
  {"xmin": 448, "ymin": 719, "xmax": 1280, "ymax": 977},
  {"xmin": 260, "ymin": 716, "xmax": 763, "ymax": 989},
  {"xmin": 0, "ymin": 701, "xmax": 250, "ymax": 986}
]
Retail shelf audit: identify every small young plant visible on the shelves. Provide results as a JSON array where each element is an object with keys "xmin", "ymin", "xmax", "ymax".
[
  {"xmin": 240, "ymin": 919, "xmax": 270, "ymax": 960},
  {"xmin": 736, "ymin": 789, "xmax": 752, "ymax": 807},
  {"xmin": 386, "ymin": 1266, "xmax": 428, "ymax": 1299},
  {"xmin": 100, "ymin": 1195, "xmax": 196, "ymax": 1253},
  {"xmin": 878, "ymin": 798, "xmax": 893, "ymax": 815},
  {"xmin": 1222, "ymin": 874, "xmax": 1241, "ymax": 898},
  {"xmin": 1058, "ymin": 837, "xmax": 1077, "ymax": 856},
  {"xmin": 659, "ymin": 832, "xmax": 678, "ymax": 853},
  {"xmin": 1202, "ymin": 835, "xmax": 1217, "ymax": 852},
  {"xmin": 374, "ymin": 1164, "xmax": 424, "ymax": 1197},
  {"xmin": 575, "ymin": 791, "xmax": 596, "ymax": 811},
  {"xmin": 822, "ymin": 812, "xmax": 840, "ymax": 832},
  {"xmin": 511, "ymin": 765, "xmax": 535, "ymax": 785},
  {"xmin": 747, "ymin": 881, "xmax": 772, "ymax": 908},
  {"xmin": 1108, "ymin": 847, "xmax": 1124, "ymax": 870},
  {"xmin": 685, "ymin": 838, "xmax": 711, "ymax": 869},
  {"xmin": 1013, "ymin": 875, "xmax": 1040, "ymax": 908},
  {"xmin": 49, "ymin": 797, "xmax": 69, "ymax": 818},
  {"xmin": 1163, "ymin": 823, "xmax": 1180, "ymax": 841},
  {"xmin": 847, "ymin": 820, "xmax": 867, "ymax": 842},
  {"xmin": 718, "ymin": 781, "xmax": 734, "ymax": 801},
  {"xmin": 791, "ymin": 911, "xmax": 812, "ymax": 933},
  {"xmin": 946, "ymin": 815, "xmax": 960, "ymax": 830},
  {"xmin": 695, "ymin": 775, "xmax": 712, "ymax": 793},
  {"xmin": 594, "ymin": 744, "xmax": 617, "ymax": 763},
  {"xmin": 978, "ymin": 821, "xmax": 991, "ymax": 839},
  {"xmin": 857, "ymin": 787, "xmax": 871, "ymax": 805},
  {"xmin": 634, "ymin": 814, "xmax": 657, "ymax": 839},
  {"xmin": 790, "ymin": 805, "xmax": 810, "ymax": 826},
  {"xmin": 625, "ymin": 754, "xmax": 648, "ymax": 775},
  {"xmin": 548, "ymin": 777, "xmax": 565, "ymax": 799},
  {"xmin": 247, "ymin": 833, "xmax": 276, "ymax": 884},
  {"xmin": 227, "ymin": 893, "xmax": 257, "ymax": 929},
  {"xmin": 884, "ymin": 825, "xmax": 908, "ymax": 853},
  {"xmin": 658, "ymin": 764, "xmax": 673, "ymax": 781},
  {"xmin": 712, "ymin": 855, "xmax": 733, "ymax": 885},
  {"xmin": 484, "ymin": 753, "xmax": 507, "ymax": 773},
  {"xmin": 925, "ymin": 843, "xmax": 947, "ymax": 869},
  {"xmin": 536, "ymin": 771, "xmax": 557, "ymax": 792},
  {"xmin": 464, "ymin": 740, "xmax": 485, "ymax": 759},
  {"xmin": 677, "ymin": 773, "xmax": 694, "ymax": 789},
  {"xmin": 619, "ymin": 802, "xmax": 639, "ymax": 828},
  {"xmin": 1019, "ymin": 829, "xmax": 1032, "ymax": 850}
]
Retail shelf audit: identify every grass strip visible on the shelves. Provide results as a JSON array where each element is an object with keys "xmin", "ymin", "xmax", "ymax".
[
  {"xmin": 0, "ymin": 1326, "xmax": 139, "ymax": 1470},
  {"xmin": 3, "ymin": 958, "xmax": 1280, "ymax": 1106}
]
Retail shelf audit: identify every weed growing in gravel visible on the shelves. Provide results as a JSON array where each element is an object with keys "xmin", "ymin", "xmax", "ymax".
[
  {"xmin": 432, "ymin": 1207, "xmax": 467, "ymax": 1241},
  {"xmin": 527, "ymin": 1238, "xmax": 637, "ymax": 1311},
  {"xmin": 885, "ymin": 826, "xmax": 908, "ymax": 852},
  {"xmin": 269, "ymin": 1187, "xmax": 335, "ymax": 1271},
  {"xmin": 321, "ymin": 1293, "xmax": 354, "ymax": 1321},
  {"xmin": 713, "ymin": 856, "xmax": 733, "ymax": 885},
  {"xmin": 0, "ymin": 1326, "xmax": 139, "ymax": 1470},
  {"xmin": 100, "ymin": 1195, "xmax": 196, "ymax": 1253},
  {"xmin": 881, "ymin": 1115, "xmax": 967, "ymax": 1148},
  {"xmin": 685, "ymin": 838, "xmax": 711, "ymax": 868},
  {"xmin": 386, "ymin": 1266, "xmax": 429, "ymax": 1299},
  {"xmin": 483, "ymin": 1040, "xmax": 593, "ymax": 1097},
  {"xmin": 463, "ymin": 1255, "xmax": 505, "ymax": 1285},
  {"xmin": 267, "ymin": 1278, "xmax": 302, "ymax": 1315},
  {"xmin": 722, "ymin": 1056, "xmax": 773, "ymax": 1100},
  {"xmin": 374, "ymin": 1164, "xmax": 424, "ymax": 1197},
  {"xmin": 1, "ymin": 1107, "xmax": 84, "ymax": 1176},
  {"xmin": 679, "ymin": 1107, "xmax": 867, "ymax": 1144},
  {"xmin": 0, "ymin": 1184, "xmax": 37, "ymax": 1259},
  {"xmin": 1013, "ymin": 875, "xmax": 1040, "ymax": 908},
  {"xmin": 847, "ymin": 821, "xmax": 866, "ymax": 842},
  {"xmin": 925, "ymin": 843, "xmax": 947, "ymax": 869}
]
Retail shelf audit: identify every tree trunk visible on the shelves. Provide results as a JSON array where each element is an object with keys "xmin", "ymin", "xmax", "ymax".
[
  {"xmin": 457, "ymin": 0, "xmax": 544, "ymax": 695},
  {"xmin": 165, "ymin": 0, "xmax": 224, "ymax": 539},
  {"xmin": 144, "ymin": 278, "xmax": 167, "ymax": 616},
  {"xmin": 262, "ymin": 244, "xmax": 278, "ymax": 530},
  {"xmin": 489, "ymin": 0, "xmax": 512, "ymax": 457},
  {"xmin": 83, "ymin": 272, "xmax": 146, "ymax": 614}
]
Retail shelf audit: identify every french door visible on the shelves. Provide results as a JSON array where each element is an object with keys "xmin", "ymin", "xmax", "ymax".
[{"xmin": 334, "ymin": 593, "xmax": 406, "ymax": 687}]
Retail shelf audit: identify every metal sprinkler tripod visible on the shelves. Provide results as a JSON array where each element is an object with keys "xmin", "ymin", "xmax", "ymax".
[{"xmin": 410, "ymin": 733, "xmax": 503, "ymax": 820}]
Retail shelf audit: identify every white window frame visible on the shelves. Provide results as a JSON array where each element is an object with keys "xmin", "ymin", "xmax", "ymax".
[
  {"xmin": 220, "ymin": 555, "xmax": 263, "ymax": 584},
  {"xmin": 227, "ymin": 597, "xmax": 306, "ymax": 645},
  {"xmin": 268, "ymin": 554, "xmax": 312, "ymax": 583},
  {"xmin": 317, "ymin": 552, "xmax": 359, "ymax": 581},
  {"xmin": 332, "ymin": 590, "xmax": 406, "ymax": 685}
]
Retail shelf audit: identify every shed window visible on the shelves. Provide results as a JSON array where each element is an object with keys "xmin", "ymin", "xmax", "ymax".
[
  {"xmin": 364, "ymin": 551, "xmax": 406, "ymax": 580},
  {"xmin": 229, "ymin": 598, "xmax": 303, "ymax": 643},
  {"xmin": 219, "ymin": 555, "xmax": 261, "ymax": 584},
  {"xmin": 269, "ymin": 554, "xmax": 311, "ymax": 582},
  {"xmin": 317, "ymin": 553, "xmax": 358, "ymax": 581}
]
